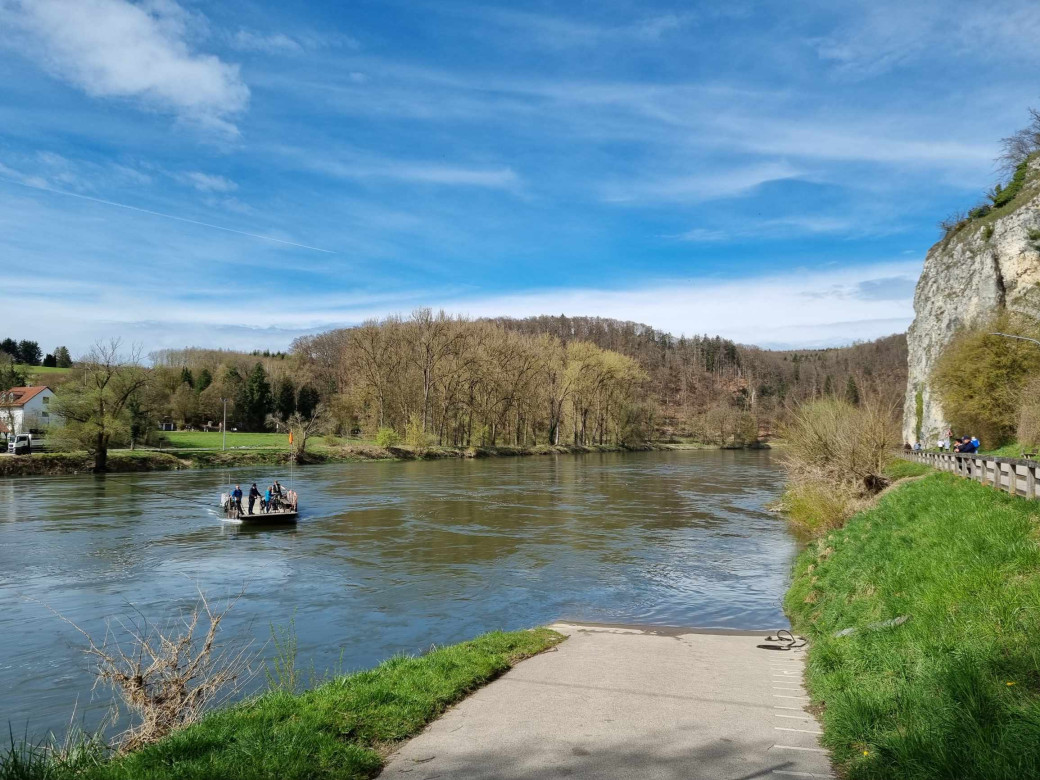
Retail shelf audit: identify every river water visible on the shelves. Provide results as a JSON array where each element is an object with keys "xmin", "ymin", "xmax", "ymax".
[{"xmin": 0, "ymin": 449, "xmax": 795, "ymax": 737}]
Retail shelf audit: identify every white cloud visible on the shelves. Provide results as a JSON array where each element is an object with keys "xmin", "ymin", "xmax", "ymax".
[
  {"xmin": 604, "ymin": 161, "xmax": 802, "ymax": 204},
  {"xmin": 272, "ymin": 144, "xmax": 523, "ymax": 189},
  {"xmin": 0, "ymin": 260, "xmax": 921, "ymax": 354},
  {"xmin": 230, "ymin": 29, "xmax": 303, "ymax": 54},
  {"xmin": 1, "ymin": 0, "xmax": 248, "ymax": 133},
  {"xmin": 177, "ymin": 171, "xmax": 238, "ymax": 192}
]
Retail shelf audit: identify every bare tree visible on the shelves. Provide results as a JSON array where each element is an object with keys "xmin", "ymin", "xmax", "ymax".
[{"xmin": 998, "ymin": 107, "xmax": 1040, "ymax": 175}]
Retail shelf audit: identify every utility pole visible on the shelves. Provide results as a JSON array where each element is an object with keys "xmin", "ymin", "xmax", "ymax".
[{"xmin": 221, "ymin": 398, "xmax": 228, "ymax": 451}]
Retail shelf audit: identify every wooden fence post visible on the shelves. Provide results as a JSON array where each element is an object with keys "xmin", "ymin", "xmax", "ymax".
[{"xmin": 1028, "ymin": 466, "xmax": 1037, "ymax": 500}]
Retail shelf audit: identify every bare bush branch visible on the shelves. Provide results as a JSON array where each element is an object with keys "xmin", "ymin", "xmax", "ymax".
[{"xmin": 51, "ymin": 590, "xmax": 257, "ymax": 752}]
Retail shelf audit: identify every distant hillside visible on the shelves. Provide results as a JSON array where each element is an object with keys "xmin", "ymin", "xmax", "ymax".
[{"xmin": 486, "ymin": 315, "xmax": 907, "ymax": 438}]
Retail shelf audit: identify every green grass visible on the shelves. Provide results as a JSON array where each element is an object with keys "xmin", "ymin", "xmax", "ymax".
[
  {"xmin": 2, "ymin": 628, "xmax": 564, "ymax": 780},
  {"xmin": 161, "ymin": 431, "xmax": 293, "ymax": 450},
  {"xmin": 786, "ymin": 473, "xmax": 1040, "ymax": 779},
  {"xmin": 981, "ymin": 441, "xmax": 1037, "ymax": 458},
  {"xmin": 159, "ymin": 432, "xmax": 380, "ymax": 452},
  {"xmin": 882, "ymin": 458, "xmax": 932, "ymax": 480},
  {"xmin": 15, "ymin": 364, "xmax": 70, "ymax": 376}
]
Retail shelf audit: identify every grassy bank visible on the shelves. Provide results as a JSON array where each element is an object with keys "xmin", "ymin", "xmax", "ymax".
[
  {"xmin": 3, "ymin": 628, "xmax": 564, "ymax": 780},
  {"xmin": 0, "ymin": 439, "xmax": 726, "ymax": 477},
  {"xmin": 786, "ymin": 472, "xmax": 1040, "ymax": 779}
]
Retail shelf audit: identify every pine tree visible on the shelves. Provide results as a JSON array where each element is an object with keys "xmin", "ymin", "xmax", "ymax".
[
  {"xmin": 236, "ymin": 363, "xmax": 273, "ymax": 431},
  {"xmin": 196, "ymin": 367, "xmax": 213, "ymax": 392},
  {"xmin": 297, "ymin": 385, "xmax": 320, "ymax": 419},
  {"xmin": 180, "ymin": 367, "xmax": 194, "ymax": 389},
  {"xmin": 17, "ymin": 340, "xmax": 41, "ymax": 366},
  {"xmin": 845, "ymin": 376, "xmax": 861, "ymax": 405},
  {"xmin": 54, "ymin": 346, "xmax": 72, "ymax": 368},
  {"xmin": 275, "ymin": 377, "xmax": 296, "ymax": 421}
]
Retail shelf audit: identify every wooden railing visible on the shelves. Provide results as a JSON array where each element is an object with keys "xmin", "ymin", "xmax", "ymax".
[{"xmin": 902, "ymin": 451, "xmax": 1040, "ymax": 499}]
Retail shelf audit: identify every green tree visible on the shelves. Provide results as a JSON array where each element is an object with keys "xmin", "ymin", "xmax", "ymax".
[
  {"xmin": 180, "ymin": 367, "xmax": 194, "ymax": 389},
  {"xmin": 54, "ymin": 346, "xmax": 72, "ymax": 368},
  {"xmin": 932, "ymin": 314, "xmax": 1040, "ymax": 446},
  {"xmin": 50, "ymin": 342, "xmax": 150, "ymax": 472},
  {"xmin": 0, "ymin": 339, "xmax": 17, "ymax": 360},
  {"xmin": 296, "ymin": 385, "xmax": 320, "ymax": 419},
  {"xmin": 42, "ymin": 353, "xmax": 57, "ymax": 368},
  {"xmin": 236, "ymin": 363, "xmax": 273, "ymax": 431},
  {"xmin": 845, "ymin": 376, "xmax": 860, "ymax": 406},
  {"xmin": 275, "ymin": 377, "xmax": 296, "ymax": 421},
  {"xmin": 195, "ymin": 367, "xmax": 213, "ymax": 392},
  {"xmin": 0, "ymin": 353, "xmax": 25, "ymax": 391},
  {"xmin": 17, "ymin": 340, "xmax": 41, "ymax": 366}
]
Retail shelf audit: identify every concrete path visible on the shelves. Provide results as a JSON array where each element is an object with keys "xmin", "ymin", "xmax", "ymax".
[{"xmin": 380, "ymin": 622, "xmax": 833, "ymax": 780}]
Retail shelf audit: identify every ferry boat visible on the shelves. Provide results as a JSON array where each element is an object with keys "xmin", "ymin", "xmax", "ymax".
[{"xmin": 220, "ymin": 488, "xmax": 299, "ymax": 523}]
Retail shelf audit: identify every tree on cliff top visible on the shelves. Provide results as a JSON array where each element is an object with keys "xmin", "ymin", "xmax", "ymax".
[{"xmin": 999, "ymin": 107, "xmax": 1040, "ymax": 175}]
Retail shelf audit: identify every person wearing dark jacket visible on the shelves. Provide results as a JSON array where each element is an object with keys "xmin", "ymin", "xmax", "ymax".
[
  {"xmin": 248, "ymin": 483, "xmax": 261, "ymax": 515},
  {"xmin": 231, "ymin": 485, "xmax": 243, "ymax": 516}
]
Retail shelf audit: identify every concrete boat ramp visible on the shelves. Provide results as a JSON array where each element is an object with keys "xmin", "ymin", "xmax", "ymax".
[{"xmin": 381, "ymin": 622, "xmax": 833, "ymax": 780}]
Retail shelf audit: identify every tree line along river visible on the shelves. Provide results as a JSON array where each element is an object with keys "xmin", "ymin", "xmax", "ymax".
[{"xmin": 0, "ymin": 449, "xmax": 795, "ymax": 737}]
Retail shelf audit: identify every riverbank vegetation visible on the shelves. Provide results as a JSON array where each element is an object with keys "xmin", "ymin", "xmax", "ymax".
[
  {"xmin": 777, "ymin": 396, "xmax": 898, "ymax": 534},
  {"xmin": 786, "ymin": 473, "xmax": 1040, "ymax": 779},
  {"xmin": 1, "ymin": 628, "xmax": 564, "ymax": 780}
]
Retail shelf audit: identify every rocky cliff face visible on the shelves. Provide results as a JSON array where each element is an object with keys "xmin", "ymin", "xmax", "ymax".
[{"xmin": 903, "ymin": 158, "xmax": 1040, "ymax": 445}]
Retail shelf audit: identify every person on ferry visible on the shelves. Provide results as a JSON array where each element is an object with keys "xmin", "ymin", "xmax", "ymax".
[
  {"xmin": 248, "ymin": 483, "xmax": 261, "ymax": 514},
  {"xmin": 231, "ymin": 485, "xmax": 243, "ymax": 516},
  {"xmin": 264, "ymin": 485, "xmax": 273, "ymax": 512}
]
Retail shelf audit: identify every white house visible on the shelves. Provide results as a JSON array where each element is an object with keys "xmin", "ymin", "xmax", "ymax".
[{"xmin": 0, "ymin": 386, "xmax": 61, "ymax": 436}]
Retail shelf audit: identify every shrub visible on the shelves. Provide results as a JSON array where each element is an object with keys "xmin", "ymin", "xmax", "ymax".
[
  {"xmin": 982, "ymin": 224, "xmax": 994, "ymax": 242},
  {"xmin": 939, "ymin": 211, "xmax": 969, "ymax": 238},
  {"xmin": 1028, "ymin": 227, "xmax": 1040, "ymax": 252},
  {"xmin": 968, "ymin": 203, "xmax": 991, "ymax": 220},
  {"xmin": 931, "ymin": 313, "xmax": 1040, "ymax": 447},
  {"xmin": 991, "ymin": 156, "xmax": 1031, "ymax": 208},
  {"xmin": 374, "ymin": 427, "xmax": 400, "ymax": 449},
  {"xmin": 404, "ymin": 414, "xmax": 429, "ymax": 455},
  {"xmin": 1017, "ymin": 375, "xmax": 1040, "ymax": 449},
  {"xmin": 781, "ymin": 478, "xmax": 858, "ymax": 534},
  {"xmin": 782, "ymin": 397, "xmax": 898, "ymax": 495}
]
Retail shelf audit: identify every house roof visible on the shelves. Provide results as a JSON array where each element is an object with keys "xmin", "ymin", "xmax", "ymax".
[{"xmin": 0, "ymin": 386, "xmax": 50, "ymax": 408}]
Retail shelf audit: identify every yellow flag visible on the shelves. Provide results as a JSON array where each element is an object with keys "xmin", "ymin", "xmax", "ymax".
[{"xmin": 288, "ymin": 431, "xmax": 293, "ymax": 445}]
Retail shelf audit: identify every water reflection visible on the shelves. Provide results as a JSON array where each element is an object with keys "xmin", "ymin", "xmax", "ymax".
[{"xmin": 0, "ymin": 449, "xmax": 792, "ymax": 737}]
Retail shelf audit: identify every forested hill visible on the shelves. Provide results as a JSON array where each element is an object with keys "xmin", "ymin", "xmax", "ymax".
[
  {"xmin": 486, "ymin": 315, "xmax": 907, "ymax": 437},
  {"xmin": 134, "ymin": 314, "xmax": 905, "ymax": 448}
]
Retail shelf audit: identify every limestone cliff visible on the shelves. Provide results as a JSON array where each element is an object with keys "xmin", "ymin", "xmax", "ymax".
[{"xmin": 903, "ymin": 157, "xmax": 1040, "ymax": 445}]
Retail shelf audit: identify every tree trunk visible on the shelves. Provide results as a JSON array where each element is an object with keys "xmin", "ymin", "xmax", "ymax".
[{"xmin": 93, "ymin": 432, "xmax": 108, "ymax": 473}]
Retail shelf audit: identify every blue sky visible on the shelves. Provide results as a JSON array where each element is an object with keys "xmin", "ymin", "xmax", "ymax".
[{"xmin": 1, "ymin": 0, "xmax": 1038, "ymax": 355}]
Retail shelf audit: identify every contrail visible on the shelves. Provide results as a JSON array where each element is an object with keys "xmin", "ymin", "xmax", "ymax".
[{"xmin": 0, "ymin": 176, "xmax": 335, "ymax": 254}]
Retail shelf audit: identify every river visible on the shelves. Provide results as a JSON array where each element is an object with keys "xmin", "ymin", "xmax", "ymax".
[{"xmin": 0, "ymin": 449, "xmax": 795, "ymax": 737}]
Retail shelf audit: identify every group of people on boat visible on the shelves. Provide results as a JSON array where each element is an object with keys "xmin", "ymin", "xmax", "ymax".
[{"xmin": 227, "ymin": 480, "xmax": 298, "ymax": 517}]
